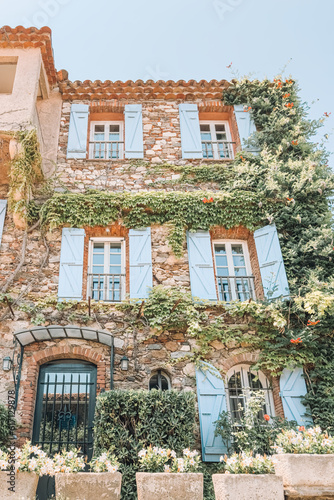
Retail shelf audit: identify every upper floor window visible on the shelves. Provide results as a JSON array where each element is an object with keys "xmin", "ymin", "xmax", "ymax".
[
  {"xmin": 213, "ymin": 241, "xmax": 255, "ymax": 301},
  {"xmin": 200, "ymin": 121, "xmax": 233, "ymax": 160},
  {"xmin": 89, "ymin": 122, "xmax": 124, "ymax": 160},
  {"xmin": 0, "ymin": 60, "xmax": 17, "ymax": 94},
  {"xmin": 226, "ymin": 365, "xmax": 274, "ymax": 422},
  {"xmin": 87, "ymin": 238, "xmax": 126, "ymax": 302},
  {"xmin": 149, "ymin": 370, "xmax": 171, "ymax": 391}
]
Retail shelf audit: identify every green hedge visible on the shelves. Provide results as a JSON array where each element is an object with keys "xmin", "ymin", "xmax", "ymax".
[
  {"xmin": 0, "ymin": 402, "xmax": 16, "ymax": 449},
  {"xmin": 94, "ymin": 389, "xmax": 197, "ymax": 500}
]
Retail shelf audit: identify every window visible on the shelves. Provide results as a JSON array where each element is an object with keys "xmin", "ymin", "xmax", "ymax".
[
  {"xmin": 149, "ymin": 370, "xmax": 170, "ymax": 391},
  {"xmin": 89, "ymin": 122, "xmax": 124, "ymax": 159},
  {"xmin": 87, "ymin": 238, "xmax": 125, "ymax": 302},
  {"xmin": 226, "ymin": 365, "xmax": 274, "ymax": 422},
  {"xmin": 213, "ymin": 241, "xmax": 255, "ymax": 301},
  {"xmin": 200, "ymin": 122, "xmax": 233, "ymax": 160},
  {"xmin": 0, "ymin": 61, "xmax": 17, "ymax": 93}
]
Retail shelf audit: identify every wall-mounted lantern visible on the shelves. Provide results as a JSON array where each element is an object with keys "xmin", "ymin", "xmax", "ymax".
[
  {"xmin": 120, "ymin": 355, "xmax": 129, "ymax": 371},
  {"xmin": 3, "ymin": 356, "xmax": 12, "ymax": 372}
]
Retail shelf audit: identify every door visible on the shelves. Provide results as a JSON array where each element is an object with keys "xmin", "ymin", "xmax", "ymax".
[{"xmin": 33, "ymin": 360, "xmax": 97, "ymax": 458}]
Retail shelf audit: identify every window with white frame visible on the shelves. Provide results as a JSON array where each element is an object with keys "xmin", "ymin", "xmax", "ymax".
[
  {"xmin": 200, "ymin": 121, "xmax": 234, "ymax": 160},
  {"xmin": 89, "ymin": 122, "xmax": 124, "ymax": 159},
  {"xmin": 226, "ymin": 365, "xmax": 275, "ymax": 422},
  {"xmin": 87, "ymin": 238, "xmax": 125, "ymax": 302},
  {"xmin": 213, "ymin": 241, "xmax": 255, "ymax": 301}
]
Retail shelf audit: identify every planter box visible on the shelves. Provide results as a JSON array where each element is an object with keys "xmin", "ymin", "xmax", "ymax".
[
  {"xmin": 212, "ymin": 473, "xmax": 284, "ymax": 500},
  {"xmin": 136, "ymin": 472, "xmax": 203, "ymax": 500},
  {"xmin": 0, "ymin": 471, "xmax": 39, "ymax": 500},
  {"xmin": 273, "ymin": 454, "xmax": 334, "ymax": 497},
  {"xmin": 55, "ymin": 472, "xmax": 122, "ymax": 500}
]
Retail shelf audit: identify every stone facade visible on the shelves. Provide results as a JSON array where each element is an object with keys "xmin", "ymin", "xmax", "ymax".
[{"xmin": 0, "ymin": 26, "xmax": 286, "ymax": 452}]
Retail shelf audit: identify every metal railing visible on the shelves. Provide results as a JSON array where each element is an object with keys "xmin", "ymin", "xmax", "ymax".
[
  {"xmin": 87, "ymin": 273, "xmax": 125, "ymax": 302},
  {"xmin": 216, "ymin": 275, "xmax": 256, "ymax": 302},
  {"xmin": 89, "ymin": 141, "xmax": 124, "ymax": 160},
  {"xmin": 202, "ymin": 140, "xmax": 235, "ymax": 160}
]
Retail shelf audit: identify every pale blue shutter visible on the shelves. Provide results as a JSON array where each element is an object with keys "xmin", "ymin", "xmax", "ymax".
[
  {"xmin": 234, "ymin": 104, "xmax": 258, "ymax": 153},
  {"xmin": 179, "ymin": 103, "xmax": 203, "ymax": 159},
  {"xmin": 0, "ymin": 200, "xmax": 7, "ymax": 247},
  {"xmin": 67, "ymin": 103, "xmax": 89, "ymax": 159},
  {"xmin": 124, "ymin": 104, "xmax": 144, "ymax": 159},
  {"xmin": 254, "ymin": 224, "xmax": 290, "ymax": 300},
  {"xmin": 129, "ymin": 228, "xmax": 152, "ymax": 298},
  {"xmin": 196, "ymin": 362, "xmax": 228, "ymax": 462},
  {"xmin": 187, "ymin": 231, "xmax": 217, "ymax": 300},
  {"xmin": 58, "ymin": 228, "xmax": 85, "ymax": 301},
  {"xmin": 280, "ymin": 368, "xmax": 313, "ymax": 426}
]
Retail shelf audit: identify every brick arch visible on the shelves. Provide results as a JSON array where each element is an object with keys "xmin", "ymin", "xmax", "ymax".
[{"xmin": 17, "ymin": 344, "xmax": 106, "ymax": 445}]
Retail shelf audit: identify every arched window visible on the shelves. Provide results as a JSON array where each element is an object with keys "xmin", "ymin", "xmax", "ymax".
[
  {"xmin": 149, "ymin": 370, "xmax": 170, "ymax": 391},
  {"xmin": 226, "ymin": 364, "xmax": 274, "ymax": 421}
]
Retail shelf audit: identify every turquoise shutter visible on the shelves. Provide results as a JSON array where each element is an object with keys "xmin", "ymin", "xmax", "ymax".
[
  {"xmin": 0, "ymin": 200, "xmax": 7, "ymax": 247},
  {"xmin": 280, "ymin": 368, "xmax": 313, "ymax": 426},
  {"xmin": 254, "ymin": 224, "xmax": 290, "ymax": 300},
  {"xmin": 67, "ymin": 103, "xmax": 89, "ymax": 159},
  {"xmin": 179, "ymin": 103, "xmax": 203, "ymax": 159},
  {"xmin": 187, "ymin": 231, "xmax": 217, "ymax": 300},
  {"xmin": 129, "ymin": 228, "xmax": 152, "ymax": 298},
  {"xmin": 58, "ymin": 228, "xmax": 85, "ymax": 301},
  {"xmin": 234, "ymin": 104, "xmax": 258, "ymax": 153},
  {"xmin": 196, "ymin": 362, "xmax": 228, "ymax": 462},
  {"xmin": 124, "ymin": 104, "xmax": 144, "ymax": 159}
]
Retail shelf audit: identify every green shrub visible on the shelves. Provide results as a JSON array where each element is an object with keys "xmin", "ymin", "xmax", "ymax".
[
  {"xmin": 94, "ymin": 390, "xmax": 196, "ymax": 500},
  {"xmin": 0, "ymin": 402, "xmax": 16, "ymax": 449}
]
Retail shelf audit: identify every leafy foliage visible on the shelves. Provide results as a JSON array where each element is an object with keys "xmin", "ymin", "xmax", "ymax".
[
  {"xmin": 0, "ymin": 402, "xmax": 16, "ymax": 449},
  {"xmin": 94, "ymin": 390, "xmax": 196, "ymax": 499}
]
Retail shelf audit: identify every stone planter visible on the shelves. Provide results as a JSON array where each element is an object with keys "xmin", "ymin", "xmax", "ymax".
[
  {"xmin": 212, "ymin": 473, "xmax": 284, "ymax": 500},
  {"xmin": 273, "ymin": 454, "xmax": 334, "ymax": 497},
  {"xmin": 55, "ymin": 472, "xmax": 122, "ymax": 500},
  {"xmin": 0, "ymin": 471, "xmax": 39, "ymax": 499},
  {"xmin": 136, "ymin": 472, "xmax": 203, "ymax": 500}
]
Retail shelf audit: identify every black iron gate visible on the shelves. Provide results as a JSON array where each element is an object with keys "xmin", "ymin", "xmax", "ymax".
[{"xmin": 33, "ymin": 360, "xmax": 97, "ymax": 457}]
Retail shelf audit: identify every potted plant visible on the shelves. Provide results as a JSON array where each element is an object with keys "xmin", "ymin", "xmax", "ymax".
[
  {"xmin": 273, "ymin": 426, "xmax": 334, "ymax": 497},
  {"xmin": 136, "ymin": 446, "xmax": 203, "ymax": 500},
  {"xmin": 54, "ymin": 449, "xmax": 121, "ymax": 500},
  {"xmin": 0, "ymin": 441, "xmax": 54, "ymax": 500},
  {"xmin": 213, "ymin": 451, "xmax": 284, "ymax": 500}
]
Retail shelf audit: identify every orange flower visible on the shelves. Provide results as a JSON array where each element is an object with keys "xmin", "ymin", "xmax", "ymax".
[
  {"xmin": 277, "ymin": 81, "xmax": 282, "ymax": 88},
  {"xmin": 285, "ymin": 103, "xmax": 294, "ymax": 108},
  {"xmin": 283, "ymin": 93, "xmax": 291, "ymax": 99},
  {"xmin": 264, "ymin": 414, "xmax": 270, "ymax": 422},
  {"xmin": 307, "ymin": 320, "xmax": 320, "ymax": 326},
  {"xmin": 286, "ymin": 79, "xmax": 294, "ymax": 84},
  {"xmin": 240, "ymin": 155, "xmax": 246, "ymax": 161},
  {"xmin": 291, "ymin": 338, "xmax": 302, "ymax": 344},
  {"xmin": 203, "ymin": 198, "xmax": 208, "ymax": 203},
  {"xmin": 291, "ymin": 140, "xmax": 298, "ymax": 146},
  {"xmin": 298, "ymin": 426, "xmax": 305, "ymax": 432},
  {"xmin": 209, "ymin": 197, "xmax": 214, "ymax": 203},
  {"xmin": 243, "ymin": 106, "xmax": 252, "ymax": 112},
  {"xmin": 287, "ymin": 197, "xmax": 294, "ymax": 202}
]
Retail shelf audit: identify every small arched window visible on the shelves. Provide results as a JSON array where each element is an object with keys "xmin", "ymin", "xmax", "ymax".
[
  {"xmin": 226, "ymin": 364, "xmax": 274, "ymax": 421},
  {"xmin": 149, "ymin": 370, "xmax": 170, "ymax": 391}
]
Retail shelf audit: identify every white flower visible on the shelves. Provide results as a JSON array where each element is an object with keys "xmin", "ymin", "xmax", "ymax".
[
  {"xmin": 164, "ymin": 465, "xmax": 171, "ymax": 473},
  {"xmin": 138, "ymin": 449, "xmax": 147, "ymax": 458}
]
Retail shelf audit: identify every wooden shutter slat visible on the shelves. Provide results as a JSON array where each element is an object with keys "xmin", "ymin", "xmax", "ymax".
[
  {"xmin": 187, "ymin": 231, "xmax": 217, "ymax": 300},
  {"xmin": 67, "ymin": 103, "xmax": 89, "ymax": 159},
  {"xmin": 58, "ymin": 228, "xmax": 85, "ymax": 301},
  {"xmin": 279, "ymin": 368, "xmax": 313, "ymax": 426},
  {"xmin": 179, "ymin": 103, "xmax": 203, "ymax": 159},
  {"xmin": 124, "ymin": 104, "xmax": 144, "ymax": 159},
  {"xmin": 129, "ymin": 228, "xmax": 152, "ymax": 298}
]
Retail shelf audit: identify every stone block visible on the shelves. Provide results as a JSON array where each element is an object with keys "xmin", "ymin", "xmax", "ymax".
[
  {"xmin": 212, "ymin": 474, "xmax": 284, "ymax": 500},
  {"xmin": 55, "ymin": 472, "xmax": 122, "ymax": 500},
  {"xmin": 136, "ymin": 472, "xmax": 203, "ymax": 500}
]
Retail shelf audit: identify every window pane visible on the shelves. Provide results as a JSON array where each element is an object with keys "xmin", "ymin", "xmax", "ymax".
[
  {"xmin": 109, "ymin": 265, "xmax": 122, "ymax": 275},
  {"xmin": 200, "ymin": 124, "xmax": 210, "ymax": 132},
  {"xmin": 235, "ymin": 267, "xmax": 247, "ymax": 277},
  {"xmin": 215, "ymin": 255, "xmax": 228, "ymax": 267},
  {"xmin": 233, "ymin": 255, "xmax": 245, "ymax": 267},
  {"xmin": 215, "ymin": 245, "xmax": 226, "ymax": 254},
  {"xmin": 109, "ymin": 125, "xmax": 120, "ymax": 133},
  {"xmin": 95, "ymin": 125, "xmax": 104, "ymax": 133},
  {"xmin": 215, "ymin": 124, "xmax": 226, "ymax": 132},
  {"xmin": 92, "ymin": 253, "xmax": 104, "ymax": 265},
  {"xmin": 92, "ymin": 265, "xmax": 104, "ymax": 274},
  {"xmin": 110, "ymin": 244, "xmax": 121, "ymax": 252},
  {"xmin": 93, "ymin": 243, "xmax": 104, "ymax": 252},
  {"xmin": 231, "ymin": 245, "xmax": 243, "ymax": 255}
]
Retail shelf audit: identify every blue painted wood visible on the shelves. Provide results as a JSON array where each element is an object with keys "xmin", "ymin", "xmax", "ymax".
[
  {"xmin": 234, "ymin": 104, "xmax": 259, "ymax": 153},
  {"xmin": 196, "ymin": 362, "xmax": 228, "ymax": 462},
  {"xmin": 0, "ymin": 200, "xmax": 7, "ymax": 247},
  {"xmin": 124, "ymin": 104, "xmax": 144, "ymax": 159},
  {"xmin": 280, "ymin": 368, "xmax": 313, "ymax": 426},
  {"xmin": 187, "ymin": 231, "xmax": 217, "ymax": 300},
  {"xmin": 254, "ymin": 224, "xmax": 290, "ymax": 299},
  {"xmin": 67, "ymin": 104, "xmax": 89, "ymax": 159},
  {"xmin": 179, "ymin": 103, "xmax": 203, "ymax": 159},
  {"xmin": 58, "ymin": 228, "xmax": 85, "ymax": 300},
  {"xmin": 129, "ymin": 228, "xmax": 152, "ymax": 298}
]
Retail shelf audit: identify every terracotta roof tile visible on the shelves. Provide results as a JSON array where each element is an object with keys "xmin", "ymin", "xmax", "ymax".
[{"xmin": 0, "ymin": 25, "xmax": 57, "ymax": 86}]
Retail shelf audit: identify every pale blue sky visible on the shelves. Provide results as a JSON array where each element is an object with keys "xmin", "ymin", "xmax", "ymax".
[{"xmin": 2, "ymin": 0, "xmax": 334, "ymax": 165}]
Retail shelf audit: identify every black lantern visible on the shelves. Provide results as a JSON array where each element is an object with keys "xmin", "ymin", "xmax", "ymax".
[
  {"xmin": 120, "ymin": 355, "xmax": 129, "ymax": 371},
  {"xmin": 3, "ymin": 356, "xmax": 12, "ymax": 372}
]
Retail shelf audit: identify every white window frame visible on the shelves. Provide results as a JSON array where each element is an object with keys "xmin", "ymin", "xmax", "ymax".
[
  {"xmin": 199, "ymin": 120, "xmax": 233, "ymax": 160},
  {"xmin": 212, "ymin": 239, "xmax": 254, "ymax": 301},
  {"xmin": 87, "ymin": 237, "xmax": 126, "ymax": 302},
  {"xmin": 225, "ymin": 364, "xmax": 276, "ymax": 420},
  {"xmin": 89, "ymin": 121, "xmax": 124, "ymax": 160}
]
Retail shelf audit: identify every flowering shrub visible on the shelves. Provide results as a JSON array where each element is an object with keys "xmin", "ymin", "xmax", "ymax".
[
  {"xmin": 90, "ymin": 452, "xmax": 119, "ymax": 473},
  {"xmin": 0, "ymin": 442, "xmax": 54, "ymax": 476},
  {"xmin": 273, "ymin": 426, "xmax": 334, "ymax": 454},
  {"xmin": 222, "ymin": 451, "xmax": 275, "ymax": 474},
  {"xmin": 53, "ymin": 449, "xmax": 86, "ymax": 473},
  {"xmin": 138, "ymin": 446, "xmax": 200, "ymax": 473}
]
